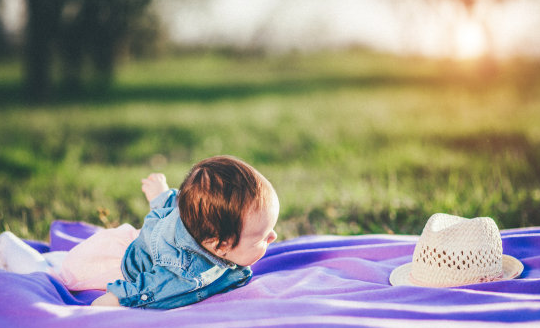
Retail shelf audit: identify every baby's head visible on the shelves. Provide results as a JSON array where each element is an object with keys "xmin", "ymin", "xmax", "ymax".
[{"xmin": 178, "ymin": 155, "xmax": 279, "ymax": 266}]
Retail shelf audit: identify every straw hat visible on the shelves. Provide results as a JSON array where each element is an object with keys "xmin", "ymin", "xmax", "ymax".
[{"xmin": 389, "ymin": 213, "xmax": 523, "ymax": 287}]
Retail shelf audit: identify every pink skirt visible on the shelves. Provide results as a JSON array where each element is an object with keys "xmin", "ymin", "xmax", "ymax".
[{"xmin": 57, "ymin": 223, "xmax": 140, "ymax": 291}]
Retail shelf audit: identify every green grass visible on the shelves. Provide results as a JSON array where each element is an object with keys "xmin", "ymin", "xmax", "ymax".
[{"xmin": 1, "ymin": 51, "xmax": 540, "ymax": 241}]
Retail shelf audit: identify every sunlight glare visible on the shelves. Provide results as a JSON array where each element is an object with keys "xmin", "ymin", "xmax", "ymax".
[{"xmin": 455, "ymin": 20, "xmax": 486, "ymax": 59}]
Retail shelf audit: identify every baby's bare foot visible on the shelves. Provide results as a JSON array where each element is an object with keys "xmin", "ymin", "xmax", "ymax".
[{"xmin": 141, "ymin": 173, "xmax": 169, "ymax": 202}]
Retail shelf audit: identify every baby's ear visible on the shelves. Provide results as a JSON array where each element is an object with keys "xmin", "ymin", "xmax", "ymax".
[
  {"xmin": 213, "ymin": 239, "xmax": 232, "ymax": 257},
  {"xmin": 201, "ymin": 238, "xmax": 231, "ymax": 256}
]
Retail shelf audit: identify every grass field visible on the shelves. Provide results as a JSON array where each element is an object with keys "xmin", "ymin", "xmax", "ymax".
[{"xmin": 1, "ymin": 50, "xmax": 540, "ymax": 242}]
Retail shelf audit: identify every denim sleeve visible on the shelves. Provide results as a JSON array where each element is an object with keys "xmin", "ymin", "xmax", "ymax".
[
  {"xmin": 107, "ymin": 265, "xmax": 253, "ymax": 309},
  {"xmin": 107, "ymin": 266, "xmax": 200, "ymax": 309},
  {"xmin": 149, "ymin": 188, "xmax": 178, "ymax": 210}
]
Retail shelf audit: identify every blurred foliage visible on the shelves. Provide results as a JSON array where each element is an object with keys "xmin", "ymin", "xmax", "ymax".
[
  {"xmin": 22, "ymin": 0, "xmax": 161, "ymax": 102},
  {"xmin": 0, "ymin": 50, "xmax": 540, "ymax": 241}
]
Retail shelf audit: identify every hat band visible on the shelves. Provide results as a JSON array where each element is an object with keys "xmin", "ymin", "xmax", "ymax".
[{"xmin": 408, "ymin": 271, "xmax": 504, "ymax": 287}]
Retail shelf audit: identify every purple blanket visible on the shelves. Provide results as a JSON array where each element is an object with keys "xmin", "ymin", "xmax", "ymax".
[{"xmin": 2, "ymin": 221, "xmax": 540, "ymax": 327}]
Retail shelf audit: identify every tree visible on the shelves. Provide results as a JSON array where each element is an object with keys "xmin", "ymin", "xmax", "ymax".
[
  {"xmin": 428, "ymin": 0, "xmax": 511, "ymax": 76},
  {"xmin": 0, "ymin": 17, "xmax": 8, "ymax": 57},
  {"xmin": 0, "ymin": 1, "xmax": 9, "ymax": 57},
  {"xmin": 24, "ymin": 0, "xmax": 64, "ymax": 101},
  {"xmin": 391, "ymin": 0, "xmax": 515, "ymax": 80},
  {"xmin": 425, "ymin": 0, "xmax": 508, "ymax": 57},
  {"xmin": 62, "ymin": 0, "xmax": 152, "ymax": 89},
  {"xmin": 23, "ymin": 0, "xmax": 154, "ymax": 101}
]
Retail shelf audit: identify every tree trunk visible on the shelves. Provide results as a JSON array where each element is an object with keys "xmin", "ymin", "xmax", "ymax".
[{"xmin": 24, "ymin": 0, "xmax": 64, "ymax": 102}]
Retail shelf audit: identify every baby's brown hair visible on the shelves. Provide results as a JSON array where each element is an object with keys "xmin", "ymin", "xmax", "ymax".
[{"xmin": 178, "ymin": 155, "xmax": 274, "ymax": 249}]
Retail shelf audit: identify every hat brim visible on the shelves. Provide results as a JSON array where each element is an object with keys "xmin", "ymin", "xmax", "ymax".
[{"xmin": 389, "ymin": 255, "xmax": 524, "ymax": 287}]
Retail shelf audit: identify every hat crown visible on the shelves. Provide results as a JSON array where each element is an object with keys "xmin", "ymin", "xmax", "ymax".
[{"xmin": 410, "ymin": 213, "xmax": 503, "ymax": 287}]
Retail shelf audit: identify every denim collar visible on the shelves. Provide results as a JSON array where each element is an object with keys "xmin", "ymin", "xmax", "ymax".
[{"xmin": 173, "ymin": 208, "xmax": 237, "ymax": 269}]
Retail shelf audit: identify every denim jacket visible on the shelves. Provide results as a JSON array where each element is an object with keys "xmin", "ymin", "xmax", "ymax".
[{"xmin": 107, "ymin": 189, "xmax": 252, "ymax": 309}]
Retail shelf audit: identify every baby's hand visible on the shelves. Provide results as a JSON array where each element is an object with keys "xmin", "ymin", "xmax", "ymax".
[{"xmin": 141, "ymin": 173, "xmax": 169, "ymax": 203}]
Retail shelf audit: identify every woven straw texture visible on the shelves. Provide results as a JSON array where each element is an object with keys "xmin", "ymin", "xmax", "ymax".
[{"xmin": 409, "ymin": 214, "xmax": 503, "ymax": 287}]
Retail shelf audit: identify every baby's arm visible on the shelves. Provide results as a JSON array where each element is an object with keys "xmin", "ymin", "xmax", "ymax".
[
  {"xmin": 107, "ymin": 266, "xmax": 196, "ymax": 308},
  {"xmin": 91, "ymin": 292, "xmax": 120, "ymax": 307},
  {"xmin": 141, "ymin": 173, "xmax": 169, "ymax": 203}
]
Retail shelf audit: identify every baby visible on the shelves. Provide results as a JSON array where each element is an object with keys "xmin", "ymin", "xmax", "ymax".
[{"xmin": 0, "ymin": 155, "xmax": 279, "ymax": 309}]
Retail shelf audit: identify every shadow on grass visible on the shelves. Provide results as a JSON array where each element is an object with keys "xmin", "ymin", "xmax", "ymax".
[
  {"xmin": 439, "ymin": 132, "xmax": 540, "ymax": 179},
  {"xmin": 0, "ymin": 123, "xmax": 200, "ymax": 177},
  {"xmin": 0, "ymin": 73, "xmax": 493, "ymax": 108}
]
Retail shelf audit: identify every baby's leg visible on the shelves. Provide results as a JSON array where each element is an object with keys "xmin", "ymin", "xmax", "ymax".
[
  {"xmin": 141, "ymin": 173, "xmax": 169, "ymax": 202},
  {"xmin": 58, "ymin": 223, "xmax": 139, "ymax": 291},
  {"xmin": 0, "ymin": 231, "xmax": 49, "ymax": 274}
]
